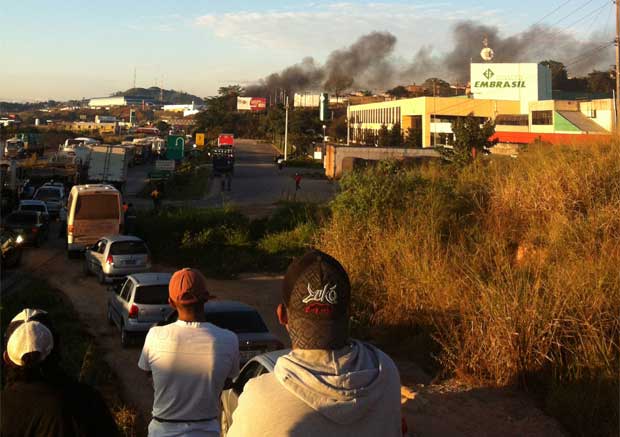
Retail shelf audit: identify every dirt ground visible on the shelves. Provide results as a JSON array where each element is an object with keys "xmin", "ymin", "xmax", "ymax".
[{"xmin": 11, "ymin": 225, "xmax": 566, "ymax": 437}]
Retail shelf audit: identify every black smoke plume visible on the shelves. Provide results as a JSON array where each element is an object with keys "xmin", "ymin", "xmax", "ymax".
[{"xmin": 244, "ymin": 21, "xmax": 613, "ymax": 96}]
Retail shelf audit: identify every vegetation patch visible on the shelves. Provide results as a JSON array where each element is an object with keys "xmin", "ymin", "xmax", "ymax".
[
  {"xmin": 319, "ymin": 144, "xmax": 620, "ymax": 437},
  {"xmin": 0, "ymin": 279, "xmax": 138, "ymax": 436},
  {"xmin": 134, "ymin": 202, "xmax": 325, "ymax": 278}
]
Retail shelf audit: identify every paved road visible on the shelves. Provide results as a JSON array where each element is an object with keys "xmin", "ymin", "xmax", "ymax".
[{"xmin": 126, "ymin": 139, "xmax": 336, "ymax": 215}]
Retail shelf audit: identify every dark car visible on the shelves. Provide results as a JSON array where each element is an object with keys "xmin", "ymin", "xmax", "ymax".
[
  {"xmin": 3, "ymin": 211, "xmax": 48, "ymax": 246},
  {"xmin": 163, "ymin": 300, "xmax": 283, "ymax": 363},
  {"xmin": 1, "ymin": 230, "xmax": 23, "ymax": 272}
]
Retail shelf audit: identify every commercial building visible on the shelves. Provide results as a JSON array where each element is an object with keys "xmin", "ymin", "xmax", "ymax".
[
  {"xmin": 88, "ymin": 96, "xmax": 155, "ymax": 108},
  {"xmin": 162, "ymin": 102, "xmax": 203, "ymax": 117},
  {"xmin": 348, "ymin": 62, "xmax": 612, "ymax": 148}
]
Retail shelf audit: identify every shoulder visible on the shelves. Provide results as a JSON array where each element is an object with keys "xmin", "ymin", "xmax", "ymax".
[
  {"xmin": 206, "ymin": 324, "xmax": 238, "ymax": 344},
  {"xmin": 243, "ymin": 373, "xmax": 283, "ymax": 399}
]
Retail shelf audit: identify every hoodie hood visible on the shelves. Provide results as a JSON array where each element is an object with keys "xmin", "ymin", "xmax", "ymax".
[{"xmin": 273, "ymin": 340, "xmax": 392, "ymax": 425}]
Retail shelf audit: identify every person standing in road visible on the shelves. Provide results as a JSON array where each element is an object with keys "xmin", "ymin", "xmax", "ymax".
[
  {"xmin": 139, "ymin": 268, "xmax": 240, "ymax": 437},
  {"xmin": 150, "ymin": 186, "xmax": 161, "ymax": 211},
  {"xmin": 227, "ymin": 250, "xmax": 403, "ymax": 437},
  {"xmin": 294, "ymin": 173, "xmax": 302, "ymax": 191},
  {"xmin": 1, "ymin": 309, "xmax": 120, "ymax": 437}
]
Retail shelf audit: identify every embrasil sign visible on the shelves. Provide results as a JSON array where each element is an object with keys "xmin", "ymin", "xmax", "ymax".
[{"xmin": 471, "ymin": 63, "xmax": 552, "ymax": 112}]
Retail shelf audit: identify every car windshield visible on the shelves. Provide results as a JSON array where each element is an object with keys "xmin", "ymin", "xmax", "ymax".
[
  {"xmin": 205, "ymin": 310, "xmax": 268, "ymax": 333},
  {"xmin": 6, "ymin": 213, "xmax": 37, "ymax": 226},
  {"xmin": 34, "ymin": 188, "xmax": 61, "ymax": 200},
  {"xmin": 110, "ymin": 241, "xmax": 148, "ymax": 255},
  {"xmin": 75, "ymin": 194, "xmax": 119, "ymax": 220},
  {"xmin": 20, "ymin": 204, "xmax": 45, "ymax": 213},
  {"xmin": 134, "ymin": 285, "xmax": 169, "ymax": 305}
]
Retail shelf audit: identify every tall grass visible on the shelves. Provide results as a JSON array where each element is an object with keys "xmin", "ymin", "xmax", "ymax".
[{"xmin": 319, "ymin": 144, "xmax": 620, "ymax": 436}]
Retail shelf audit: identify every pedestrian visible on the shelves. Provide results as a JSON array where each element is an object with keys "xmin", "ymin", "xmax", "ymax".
[
  {"xmin": 122, "ymin": 201, "xmax": 129, "ymax": 215},
  {"xmin": 139, "ymin": 268, "xmax": 240, "ymax": 437},
  {"xmin": 294, "ymin": 173, "xmax": 302, "ymax": 190},
  {"xmin": 150, "ymin": 186, "xmax": 161, "ymax": 211},
  {"xmin": 125, "ymin": 203, "xmax": 137, "ymax": 235},
  {"xmin": 1, "ymin": 308, "xmax": 120, "ymax": 437},
  {"xmin": 227, "ymin": 250, "xmax": 403, "ymax": 437},
  {"xmin": 58, "ymin": 204, "xmax": 67, "ymax": 238}
]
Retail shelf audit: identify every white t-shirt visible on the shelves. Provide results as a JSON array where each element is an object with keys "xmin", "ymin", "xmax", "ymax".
[{"xmin": 139, "ymin": 320, "xmax": 239, "ymax": 424}]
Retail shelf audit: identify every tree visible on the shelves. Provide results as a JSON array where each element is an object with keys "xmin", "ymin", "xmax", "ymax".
[
  {"xmin": 328, "ymin": 114, "xmax": 348, "ymax": 143},
  {"xmin": 540, "ymin": 60, "xmax": 568, "ymax": 90},
  {"xmin": 377, "ymin": 125, "xmax": 390, "ymax": 147},
  {"xmin": 422, "ymin": 78, "xmax": 451, "ymax": 96},
  {"xmin": 388, "ymin": 123, "xmax": 403, "ymax": 147},
  {"xmin": 404, "ymin": 126, "xmax": 422, "ymax": 148},
  {"xmin": 386, "ymin": 86, "xmax": 410, "ymax": 99},
  {"xmin": 451, "ymin": 113, "xmax": 496, "ymax": 165},
  {"xmin": 587, "ymin": 70, "xmax": 614, "ymax": 94}
]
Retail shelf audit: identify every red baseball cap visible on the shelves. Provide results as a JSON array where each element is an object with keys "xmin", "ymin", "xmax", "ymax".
[{"xmin": 169, "ymin": 268, "xmax": 210, "ymax": 304}]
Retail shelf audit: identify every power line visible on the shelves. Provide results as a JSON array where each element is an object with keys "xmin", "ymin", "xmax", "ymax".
[
  {"xmin": 531, "ymin": 0, "xmax": 574, "ymax": 27},
  {"xmin": 564, "ymin": 41, "xmax": 615, "ymax": 67},
  {"xmin": 550, "ymin": 0, "xmax": 597, "ymax": 27}
]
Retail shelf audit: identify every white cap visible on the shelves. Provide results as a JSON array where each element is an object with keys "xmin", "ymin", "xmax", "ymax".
[{"xmin": 6, "ymin": 309, "xmax": 54, "ymax": 367}]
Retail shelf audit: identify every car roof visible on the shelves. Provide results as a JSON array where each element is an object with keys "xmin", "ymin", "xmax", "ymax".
[
  {"xmin": 19, "ymin": 200, "xmax": 47, "ymax": 206},
  {"xmin": 102, "ymin": 235, "xmax": 144, "ymax": 243},
  {"xmin": 8, "ymin": 210, "xmax": 40, "ymax": 217},
  {"xmin": 71, "ymin": 184, "xmax": 118, "ymax": 193},
  {"xmin": 204, "ymin": 300, "xmax": 257, "ymax": 313},
  {"xmin": 128, "ymin": 272, "xmax": 172, "ymax": 286},
  {"xmin": 249, "ymin": 349, "xmax": 290, "ymax": 372}
]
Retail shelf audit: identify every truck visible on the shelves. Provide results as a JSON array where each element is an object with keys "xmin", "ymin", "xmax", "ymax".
[
  {"xmin": 212, "ymin": 147, "xmax": 235, "ymax": 176},
  {"xmin": 87, "ymin": 145, "xmax": 130, "ymax": 191}
]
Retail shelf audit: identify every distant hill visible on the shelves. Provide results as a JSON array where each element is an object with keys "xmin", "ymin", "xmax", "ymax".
[{"xmin": 112, "ymin": 87, "xmax": 204, "ymax": 105}]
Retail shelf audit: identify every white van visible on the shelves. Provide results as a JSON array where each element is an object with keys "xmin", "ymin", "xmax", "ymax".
[{"xmin": 66, "ymin": 184, "xmax": 123, "ymax": 256}]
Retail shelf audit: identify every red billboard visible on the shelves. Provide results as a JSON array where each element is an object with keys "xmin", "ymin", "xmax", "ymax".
[
  {"xmin": 237, "ymin": 97, "xmax": 267, "ymax": 112},
  {"xmin": 218, "ymin": 133, "xmax": 234, "ymax": 147}
]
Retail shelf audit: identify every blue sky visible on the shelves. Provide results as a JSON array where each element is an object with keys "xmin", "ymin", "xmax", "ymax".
[{"xmin": 1, "ymin": 0, "xmax": 615, "ymax": 101}]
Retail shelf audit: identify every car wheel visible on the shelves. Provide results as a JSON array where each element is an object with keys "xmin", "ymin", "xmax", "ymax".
[
  {"xmin": 97, "ymin": 268, "xmax": 106, "ymax": 284},
  {"xmin": 107, "ymin": 306, "xmax": 115, "ymax": 326},
  {"xmin": 120, "ymin": 324, "xmax": 130, "ymax": 348}
]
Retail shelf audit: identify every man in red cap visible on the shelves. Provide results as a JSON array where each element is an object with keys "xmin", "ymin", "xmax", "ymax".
[{"xmin": 139, "ymin": 268, "xmax": 240, "ymax": 437}]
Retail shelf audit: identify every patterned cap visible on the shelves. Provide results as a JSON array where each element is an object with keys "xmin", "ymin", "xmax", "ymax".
[{"xmin": 282, "ymin": 250, "xmax": 351, "ymax": 350}]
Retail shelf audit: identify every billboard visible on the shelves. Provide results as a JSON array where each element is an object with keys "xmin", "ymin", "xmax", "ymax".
[
  {"xmin": 470, "ymin": 63, "xmax": 552, "ymax": 113},
  {"xmin": 218, "ymin": 134, "xmax": 234, "ymax": 147},
  {"xmin": 237, "ymin": 97, "xmax": 267, "ymax": 111},
  {"xmin": 195, "ymin": 133, "xmax": 205, "ymax": 148}
]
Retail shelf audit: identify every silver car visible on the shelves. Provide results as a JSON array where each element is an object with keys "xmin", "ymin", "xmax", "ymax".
[
  {"xmin": 33, "ymin": 182, "xmax": 65, "ymax": 217},
  {"xmin": 107, "ymin": 272, "xmax": 173, "ymax": 347},
  {"xmin": 84, "ymin": 235, "xmax": 151, "ymax": 283},
  {"xmin": 220, "ymin": 350, "xmax": 288, "ymax": 435}
]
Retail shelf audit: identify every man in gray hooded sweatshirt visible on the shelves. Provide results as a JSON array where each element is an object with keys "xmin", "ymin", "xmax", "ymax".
[{"xmin": 227, "ymin": 249, "xmax": 402, "ymax": 437}]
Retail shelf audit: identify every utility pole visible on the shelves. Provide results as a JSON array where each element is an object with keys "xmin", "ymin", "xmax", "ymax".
[
  {"xmin": 615, "ymin": 0, "xmax": 620, "ymax": 132},
  {"xmin": 284, "ymin": 95, "xmax": 289, "ymax": 161},
  {"xmin": 346, "ymin": 101, "xmax": 350, "ymax": 145}
]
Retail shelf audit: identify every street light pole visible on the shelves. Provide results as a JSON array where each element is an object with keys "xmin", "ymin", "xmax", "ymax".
[
  {"xmin": 346, "ymin": 101, "xmax": 350, "ymax": 145},
  {"xmin": 284, "ymin": 95, "xmax": 289, "ymax": 160}
]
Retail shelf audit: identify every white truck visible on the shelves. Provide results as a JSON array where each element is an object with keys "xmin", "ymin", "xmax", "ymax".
[{"xmin": 87, "ymin": 145, "xmax": 130, "ymax": 192}]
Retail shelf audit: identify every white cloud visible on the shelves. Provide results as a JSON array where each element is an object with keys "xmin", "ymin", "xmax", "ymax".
[{"xmin": 194, "ymin": 2, "xmax": 504, "ymax": 55}]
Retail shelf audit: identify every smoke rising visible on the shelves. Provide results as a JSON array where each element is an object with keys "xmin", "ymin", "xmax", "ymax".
[{"xmin": 245, "ymin": 21, "xmax": 613, "ymax": 96}]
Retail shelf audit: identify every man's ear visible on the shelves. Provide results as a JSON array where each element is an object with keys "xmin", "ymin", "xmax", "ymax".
[
  {"xmin": 168, "ymin": 298, "xmax": 177, "ymax": 309},
  {"xmin": 3, "ymin": 351, "xmax": 15, "ymax": 367},
  {"xmin": 276, "ymin": 304, "xmax": 288, "ymax": 326}
]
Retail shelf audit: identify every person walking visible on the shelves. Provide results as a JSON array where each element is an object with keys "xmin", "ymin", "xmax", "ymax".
[
  {"xmin": 1, "ymin": 308, "xmax": 120, "ymax": 437},
  {"xmin": 294, "ymin": 173, "xmax": 302, "ymax": 191},
  {"xmin": 227, "ymin": 250, "xmax": 403, "ymax": 437},
  {"xmin": 150, "ymin": 186, "xmax": 161, "ymax": 211},
  {"xmin": 139, "ymin": 268, "xmax": 240, "ymax": 437}
]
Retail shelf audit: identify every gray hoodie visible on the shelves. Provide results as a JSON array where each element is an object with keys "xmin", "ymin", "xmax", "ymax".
[{"xmin": 227, "ymin": 340, "xmax": 402, "ymax": 437}]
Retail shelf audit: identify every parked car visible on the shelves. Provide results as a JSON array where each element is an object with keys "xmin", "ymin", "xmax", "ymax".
[
  {"xmin": 66, "ymin": 184, "xmax": 123, "ymax": 257},
  {"xmin": 163, "ymin": 300, "xmax": 284, "ymax": 363},
  {"xmin": 18, "ymin": 200, "xmax": 50, "ymax": 223},
  {"xmin": 220, "ymin": 349, "xmax": 288, "ymax": 435},
  {"xmin": 107, "ymin": 272, "xmax": 173, "ymax": 347},
  {"xmin": 84, "ymin": 235, "xmax": 151, "ymax": 284},
  {"xmin": 33, "ymin": 182, "xmax": 65, "ymax": 217},
  {"xmin": 0, "ymin": 229, "xmax": 24, "ymax": 272},
  {"xmin": 2, "ymin": 211, "xmax": 48, "ymax": 246}
]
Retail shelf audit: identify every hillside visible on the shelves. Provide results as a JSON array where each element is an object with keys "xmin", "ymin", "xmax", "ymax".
[{"xmin": 112, "ymin": 87, "xmax": 204, "ymax": 105}]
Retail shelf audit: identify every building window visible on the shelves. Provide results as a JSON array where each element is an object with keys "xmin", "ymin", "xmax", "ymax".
[{"xmin": 532, "ymin": 110, "xmax": 553, "ymax": 125}]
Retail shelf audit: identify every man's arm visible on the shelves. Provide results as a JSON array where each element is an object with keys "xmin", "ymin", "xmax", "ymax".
[{"xmin": 138, "ymin": 330, "xmax": 153, "ymax": 378}]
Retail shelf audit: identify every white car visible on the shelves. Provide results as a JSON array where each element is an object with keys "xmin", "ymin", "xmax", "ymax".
[
  {"xmin": 84, "ymin": 235, "xmax": 151, "ymax": 283},
  {"xmin": 33, "ymin": 182, "xmax": 65, "ymax": 216}
]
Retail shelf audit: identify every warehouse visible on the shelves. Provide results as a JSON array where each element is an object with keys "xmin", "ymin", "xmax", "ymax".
[
  {"xmin": 88, "ymin": 96, "xmax": 154, "ymax": 108},
  {"xmin": 347, "ymin": 63, "xmax": 612, "ymax": 148}
]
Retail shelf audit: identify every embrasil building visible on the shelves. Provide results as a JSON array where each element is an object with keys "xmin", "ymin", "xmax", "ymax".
[{"xmin": 348, "ymin": 63, "xmax": 612, "ymax": 149}]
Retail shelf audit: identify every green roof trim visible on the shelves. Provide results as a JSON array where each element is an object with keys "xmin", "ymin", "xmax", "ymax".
[{"xmin": 554, "ymin": 111, "xmax": 581, "ymax": 132}]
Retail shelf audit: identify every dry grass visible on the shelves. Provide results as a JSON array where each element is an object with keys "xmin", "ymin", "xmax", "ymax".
[{"xmin": 319, "ymin": 142, "xmax": 620, "ymax": 436}]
